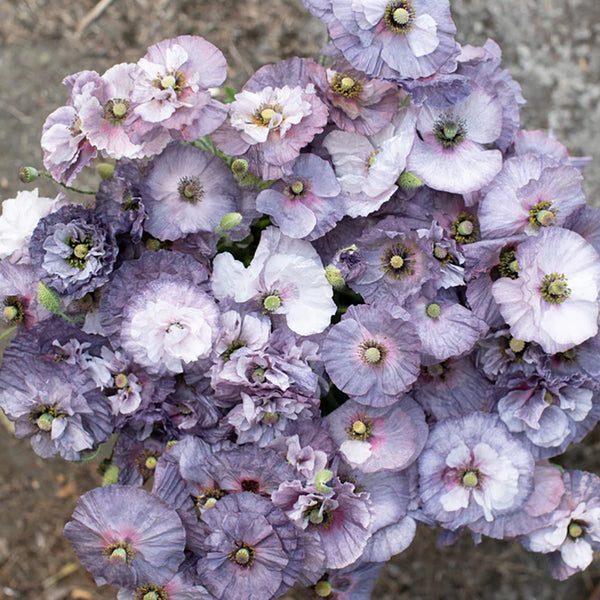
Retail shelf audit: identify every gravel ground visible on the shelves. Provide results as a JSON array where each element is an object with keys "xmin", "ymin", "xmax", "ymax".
[{"xmin": 0, "ymin": 1, "xmax": 599, "ymax": 599}]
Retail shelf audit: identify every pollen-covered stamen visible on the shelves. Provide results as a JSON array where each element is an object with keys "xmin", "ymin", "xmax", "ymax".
[
  {"xmin": 135, "ymin": 449, "xmax": 162, "ymax": 481},
  {"xmin": 426, "ymin": 303, "xmax": 441, "ymax": 319},
  {"xmin": 177, "ymin": 176, "xmax": 204, "ymax": 203},
  {"xmin": 133, "ymin": 585, "xmax": 168, "ymax": 600},
  {"xmin": 380, "ymin": 243, "xmax": 415, "ymax": 279},
  {"xmin": 222, "ymin": 339, "xmax": 247, "ymax": 362},
  {"xmin": 494, "ymin": 246, "xmax": 519, "ymax": 280},
  {"xmin": 103, "ymin": 541, "xmax": 135, "ymax": 566},
  {"xmin": 529, "ymin": 200, "xmax": 557, "ymax": 229},
  {"xmin": 568, "ymin": 520, "xmax": 586, "ymax": 540},
  {"xmin": 315, "ymin": 580, "xmax": 333, "ymax": 597},
  {"xmin": 251, "ymin": 104, "xmax": 283, "ymax": 128},
  {"xmin": 359, "ymin": 340, "xmax": 387, "ymax": 367},
  {"xmin": 331, "ymin": 73, "xmax": 364, "ymax": 98},
  {"xmin": 104, "ymin": 98, "xmax": 130, "ymax": 125},
  {"xmin": 540, "ymin": 273, "xmax": 571, "ymax": 304},
  {"xmin": 66, "ymin": 234, "xmax": 94, "ymax": 270},
  {"xmin": 384, "ymin": 1, "xmax": 416, "ymax": 33},
  {"xmin": 229, "ymin": 543, "xmax": 256, "ymax": 568},
  {"xmin": 452, "ymin": 213, "xmax": 479, "ymax": 244},
  {"xmin": 3, "ymin": 297, "xmax": 24, "ymax": 324},
  {"xmin": 346, "ymin": 415, "xmax": 374, "ymax": 441},
  {"xmin": 434, "ymin": 114, "xmax": 467, "ymax": 149}
]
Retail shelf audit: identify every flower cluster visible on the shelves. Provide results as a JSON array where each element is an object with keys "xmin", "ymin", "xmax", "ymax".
[{"xmin": 1, "ymin": 0, "xmax": 599, "ymax": 597}]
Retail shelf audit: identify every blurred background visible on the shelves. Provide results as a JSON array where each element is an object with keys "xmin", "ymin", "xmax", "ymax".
[{"xmin": 0, "ymin": 0, "xmax": 599, "ymax": 598}]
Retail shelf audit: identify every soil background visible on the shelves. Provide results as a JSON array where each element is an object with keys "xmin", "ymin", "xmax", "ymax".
[{"xmin": 0, "ymin": 0, "xmax": 599, "ymax": 599}]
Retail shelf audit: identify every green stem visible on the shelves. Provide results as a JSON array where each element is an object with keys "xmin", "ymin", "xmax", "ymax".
[
  {"xmin": 0, "ymin": 325, "xmax": 18, "ymax": 342},
  {"xmin": 39, "ymin": 171, "xmax": 96, "ymax": 195}
]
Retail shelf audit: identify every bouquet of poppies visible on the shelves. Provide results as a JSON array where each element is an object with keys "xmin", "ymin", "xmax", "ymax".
[{"xmin": 1, "ymin": 0, "xmax": 599, "ymax": 597}]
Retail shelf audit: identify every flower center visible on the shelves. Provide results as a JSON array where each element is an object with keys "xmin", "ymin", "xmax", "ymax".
[
  {"xmin": 252, "ymin": 104, "xmax": 282, "ymax": 127},
  {"xmin": 134, "ymin": 585, "xmax": 168, "ymax": 600},
  {"xmin": 262, "ymin": 411, "xmax": 280, "ymax": 425},
  {"xmin": 114, "ymin": 373, "xmax": 129, "ymax": 389},
  {"xmin": 30, "ymin": 405, "xmax": 62, "ymax": 432},
  {"xmin": 452, "ymin": 213, "xmax": 479, "ymax": 244},
  {"xmin": 104, "ymin": 98, "xmax": 130, "ymax": 125},
  {"xmin": 66, "ymin": 234, "xmax": 93, "ymax": 270},
  {"xmin": 154, "ymin": 70, "xmax": 187, "ymax": 96},
  {"xmin": 177, "ymin": 176, "xmax": 204, "ymax": 203},
  {"xmin": 508, "ymin": 338, "xmax": 526, "ymax": 354},
  {"xmin": 135, "ymin": 450, "xmax": 162, "ymax": 481},
  {"xmin": 331, "ymin": 72, "xmax": 364, "ymax": 98},
  {"xmin": 462, "ymin": 470, "xmax": 480, "ymax": 488},
  {"xmin": 347, "ymin": 415, "xmax": 373, "ymax": 441},
  {"xmin": 494, "ymin": 246, "xmax": 519, "ymax": 280},
  {"xmin": 426, "ymin": 303, "xmax": 441, "ymax": 319},
  {"xmin": 241, "ymin": 479, "xmax": 261, "ymax": 493},
  {"xmin": 359, "ymin": 341, "xmax": 386, "ymax": 367},
  {"xmin": 104, "ymin": 541, "xmax": 135, "ymax": 566},
  {"xmin": 222, "ymin": 339, "xmax": 247, "ymax": 361},
  {"xmin": 36, "ymin": 412, "xmax": 54, "ymax": 432},
  {"xmin": 315, "ymin": 581, "xmax": 333, "ymax": 597},
  {"xmin": 161, "ymin": 75, "xmax": 176, "ymax": 89},
  {"xmin": 384, "ymin": 1, "xmax": 416, "ymax": 33},
  {"xmin": 381, "ymin": 243, "xmax": 415, "ymax": 279},
  {"xmin": 540, "ymin": 273, "xmax": 571, "ymax": 304},
  {"xmin": 194, "ymin": 487, "xmax": 227, "ymax": 513},
  {"xmin": 261, "ymin": 291, "xmax": 283, "ymax": 313},
  {"xmin": 434, "ymin": 114, "xmax": 467, "ymax": 149},
  {"xmin": 529, "ymin": 200, "xmax": 556, "ymax": 229},
  {"xmin": 285, "ymin": 179, "xmax": 310, "ymax": 200},
  {"xmin": 568, "ymin": 520, "xmax": 586, "ymax": 540},
  {"xmin": 3, "ymin": 297, "xmax": 24, "ymax": 324},
  {"xmin": 229, "ymin": 543, "xmax": 255, "ymax": 568}
]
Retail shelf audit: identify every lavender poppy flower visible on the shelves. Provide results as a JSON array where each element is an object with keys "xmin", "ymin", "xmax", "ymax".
[
  {"xmin": 311, "ymin": 562, "xmax": 384, "ymax": 600},
  {"xmin": 0, "ymin": 189, "xmax": 59, "ymax": 264},
  {"xmin": 196, "ymin": 492, "xmax": 305, "ymax": 600},
  {"xmin": 419, "ymin": 412, "xmax": 534, "ymax": 529},
  {"xmin": 29, "ymin": 204, "xmax": 118, "ymax": 299},
  {"xmin": 41, "ymin": 70, "xmax": 99, "ymax": 184},
  {"xmin": 0, "ymin": 263, "xmax": 47, "ymax": 331},
  {"xmin": 307, "ymin": 0, "xmax": 458, "ymax": 82},
  {"xmin": 213, "ymin": 58, "xmax": 328, "ymax": 180},
  {"xmin": 141, "ymin": 142, "xmax": 238, "ymax": 241},
  {"xmin": 272, "ymin": 477, "xmax": 372, "ymax": 570},
  {"xmin": 492, "ymin": 227, "xmax": 600, "ymax": 354},
  {"xmin": 312, "ymin": 57, "xmax": 399, "ymax": 135},
  {"xmin": 212, "ymin": 227, "xmax": 336, "ymax": 336},
  {"xmin": 414, "ymin": 355, "xmax": 494, "ymax": 421},
  {"xmin": 323, "ymin": 104, "xmax": 418, "ymax": 218},
  {"xmin": 406, "ymin": 86, "xmax": 503, "ymax": 194},
  {"xmin": 524, "ymin": 470, "xmax": 600, "ymax": 580},
  {"xmin": 407, "ymin": 292, "xmax": 489, "ymax": 362},
  {"xmin": 0, "ymin": 361, "xmax": 112, "ymax": 461},
  {"xmin": 255, "ymin": 153, "xmax": 345, "ymax": 240},
  {"xmin": 132, "ymin": 35, "xmax": 228, "ymax": 143},
  {"xmin": 327, "ymin": 397, "xmax": 427, "ymax": 472},
  {"xmin": 349, "ymin": 216, "xmax": 436, "ymax": 306},
  {"xmin": 64, "ymin": 485, "xmax": 186, "ymax": 587},
  {"xmin": 478, "ymin": 154, "xmax": 586, "ymax": 239},
  {"xmin": 227, "ymin": 390, "xmax": 319, "ymax": 446},
  {"xmin": 323, "ymin": 304, "xmax": 421, "ymax": 407},
  {"xmin": 117, "ymin": 573, "xmax": 213, "ymax": 600},
  {"xmin": 494, "ymin": 373, "xmax": 598, "ymax": 459},
  {"xmin": 95, "ymin": 159, "xmax": 146, "ymax": 242},
  {"xmin": 99, "ymin": 250, "xmax": 220, "ymax": 376},
  {"xmin": 78, "ymin": 63, "xmax": 150, "ymax": 159}
]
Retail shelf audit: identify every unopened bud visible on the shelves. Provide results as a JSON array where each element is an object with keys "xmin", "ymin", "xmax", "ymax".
[
  {"xmin": 38, "ymin": 282, "xmax": 62, "ymax": 314},
  {"xmin": 231, "ymin": 159, "xmax": 249, "ymax": 177},
  {"xmin": 19, "ymin": 166, "xmax": 39, "ymax": 183},
  {"xmin": 398, "ymin": 170, "xmax": 423, "ymax": 189},
  {"xmin": 96, "ymin": 163, "xmax": 115, "ymax": 180},
  {"xmin": 325, "ymin": 265, "xmax": 345, "ymax": 289},
  {"xmin": 315, "ymin": 580, "xmax": 333, "ymax": 597},
  {"xmin": 102, "ymin": 463, "xmax": 119, "ymax": 486},
  {"xmin": 218, "ymin": 212, "xmax": 243, "ymax": 232}
]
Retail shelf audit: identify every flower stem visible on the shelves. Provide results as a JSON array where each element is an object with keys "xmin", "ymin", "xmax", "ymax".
[{"xmin": 39, "ymin": 171, "xmax": 96, "ymax": 195}]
